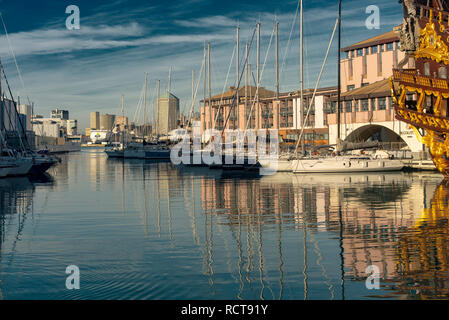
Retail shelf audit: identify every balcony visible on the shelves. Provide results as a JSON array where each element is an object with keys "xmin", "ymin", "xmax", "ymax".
[{"xmin": 393, "ymin": 69, "xmax": 449, "ymax": 93}]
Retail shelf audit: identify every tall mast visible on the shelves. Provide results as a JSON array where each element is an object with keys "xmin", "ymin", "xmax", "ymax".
[
  {"xmin": 208, "ymin": 42, "xmax": 212, "ymax": 133},
  {"xmin": 236, "ymin": 26, "xmax": 240, "ymax": 129},
  {"xmin": 257, "ymin": 22, "xmax": 261, "ymax": 131},
  {"xmin": 300, "ymin": 0, "xmax": 305, "ymax": 154},
  {"xmin": 121, "ymin": 94, "xmax": 125, "ymax": 145},
  {"xmin": 337, "ymin": 0, "xmax": 342, "ymax": 142},
  {"xmin": 156, "ymin": 79, "xmax": 160, "ymax": 137},
  {"xmin": 275, "ymin": 20, "xmax": 280, "ymax": 131},
  {"xmin": 245, "ymin": 43, "xmax": 249, "ymax": 128},
  {"xmin": 203, "ymin": 44, "xmax": 207, "ymax": 134},
  {"xmin": 191, "ymin": 70, "xmax": 194, "ymax": 128},
  {"xmin": 143, "ymin": 72, "xmax": 148, "ymax": 140}
]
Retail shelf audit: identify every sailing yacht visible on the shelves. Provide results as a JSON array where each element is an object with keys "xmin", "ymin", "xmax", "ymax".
[
  {"xmin": 260, "ymin": 0, "xmax": 405, "ymax": 174},
  {"xmin": 119, "ymin": 73, "xmax": 172, "ymax": 160},
  {"xmin": 292, "ymin": 155, "xmax": 404, "ymax": 173}
]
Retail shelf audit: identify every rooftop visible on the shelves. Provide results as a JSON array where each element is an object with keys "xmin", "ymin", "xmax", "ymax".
[
  {"xmin": 201, "ymin": 85, "xmax": 276, "ymax": 103},
  {"xmin": 159, "ymin": 91, "xmax": 179, "ymax": 100},
  {"xmin": 341, "ymin": 30, "xmax": 399, "ymax": 52},
  {"xmin": 332, "ymin": 79, "xmax": 398, "ymax": 101}
]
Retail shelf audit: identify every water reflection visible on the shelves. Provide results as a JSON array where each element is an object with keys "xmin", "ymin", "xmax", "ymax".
[
  {"xmin": 0, "ymin": 149, "xmax": 447, "ymax": 300},
  {"xmin": 388, "ymin": 181, "xmax": 449, "ymax": 299},
  {"xmin": 0, "ymin": 174, "xmax": 54, "ymax": 299}
]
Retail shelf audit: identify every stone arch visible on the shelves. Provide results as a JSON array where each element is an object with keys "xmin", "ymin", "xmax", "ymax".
[{"xmin": 345, "ymin": 124, "xmax": 411, "ymax": 150}]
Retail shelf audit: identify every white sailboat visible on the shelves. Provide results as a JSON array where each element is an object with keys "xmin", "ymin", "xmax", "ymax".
[
  {"xmin": 105, "ymin": 95, "xmax": 126, "ymax": 158},
  {"xmin": 261, "ymin": 0, "xmax": 404, "ymax": 174},
  {"xmin": 292, "ymin": 155, "xmax": 404, "ymax": 173},
  {"xmin": 121, "ymin": 72, "xmax": 171, "ymax": 160},
  {"xmin": 291, "ymin": 0, "xmax": 404, "ymax": 174}
]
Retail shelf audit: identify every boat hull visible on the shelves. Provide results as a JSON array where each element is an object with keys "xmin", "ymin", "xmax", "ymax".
[
  {"xmin": 123, "ymin": 149, "xmax": 171, "ymax": 160},
  {"xmin": 6, "ymin": 159, "xmax": 33, "ymax": 176},
  {"xmin": 258, "ymin": 158, "xmax": 292, "ymax": 172},
  {"xmin": 292, "ymin": 157, "xmax": 404, "ymax": 173}
]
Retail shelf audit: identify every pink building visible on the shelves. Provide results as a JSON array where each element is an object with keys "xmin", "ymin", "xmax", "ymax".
[{"xmin": 327, "ymin": 29, "xmax": 422, "ymax": 154}]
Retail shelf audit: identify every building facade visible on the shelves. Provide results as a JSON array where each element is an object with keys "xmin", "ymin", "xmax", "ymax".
[
  {"xmin": 158, "ymin": 92, "xmax": 179, "ymax": 135},
  {"xmin": 90, "ymin": 112, "xmax": 100, "ymax": 130},
  {"xmin": 51, "ymin": 109, "xmax": 69, "ymax": 120},
  {"xmin": 327, "ymin": 29, "xmax": 423, "ymax": 154},
  {"xmin": 100, "ymin": 114, "xmax": 116, "ymax": 131},
  {"xmin": 200, "ymin": 85, "xmax": 336, "ymax": 146}
]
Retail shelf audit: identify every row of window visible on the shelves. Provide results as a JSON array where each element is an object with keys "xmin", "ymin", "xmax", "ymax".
[
  {"xmin": 286, "ymin": 133, "xmax": 329, "ymax": 141},
  {"xmin": 348, "ymin": 42, "xmax": 397, "ymax": 59},
  {"xmin": 327, "ymin": 97, "xmax": 392, "ymax": 113}
]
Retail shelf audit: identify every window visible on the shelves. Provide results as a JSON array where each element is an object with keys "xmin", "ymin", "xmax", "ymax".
[
  {"xmin": 387, "ymin": 42, "xmax": 394, "ymax": 51},
  {"xmin": 424, "ymin": 62, "xmax": 430, "ymax": 76},
  {"xmin": 345, "ymin": 101, "xmax": 352, "ymax": 112},
  {"xmin": 361, "ymin": 83, "xmax": 370, "ymax": 87},
  {"xmin": 357, "ymin": 48, "xmax": 364, "ymax": 57},
  {"xmin": 378, "ymin": 98, "xmax": 386, "ymax": 110},
  {"xmin": 439, "ymin": 66, "xmax": 447, "ymax": 79},
  {"xmin": 347, "ymin": 85, "xmax": 355, "ymax": 91},
  {"xmin": 371, "ymin": 46, "xmax": 378, "ymax": 54},
  {"xmin": 328, "ymin": 101, "xmax": 337, "ymax": 113},
  {"xmin": 361, "ymin": 99, "xmax": 369, "ymax": 111}
]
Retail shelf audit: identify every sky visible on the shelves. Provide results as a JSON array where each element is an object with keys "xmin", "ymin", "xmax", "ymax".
[{"xmin": 0, "ymin": 0, "xmax": 404, "ymax": 131}]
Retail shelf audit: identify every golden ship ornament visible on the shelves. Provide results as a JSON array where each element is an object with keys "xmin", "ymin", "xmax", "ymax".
[{"xmin": 392, "ymin": 0, "xmax": 449, "ymax": 176}]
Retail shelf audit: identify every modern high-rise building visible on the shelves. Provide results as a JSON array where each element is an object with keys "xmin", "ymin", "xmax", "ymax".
[
  {"xmin": 100, "ymin": 114, "xmax": 116, "ymax": 131},
  {"xmin": 90, "ymin": 112, "xmax": 100, "ymax": 130},
  {"xmin": 157, "ymin": 92, "xmax": 179, "ymax": 135}
]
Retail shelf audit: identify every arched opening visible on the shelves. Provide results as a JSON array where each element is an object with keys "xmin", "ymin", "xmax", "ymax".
[{"xmin": 345, "ymin": 124, "xmax": 409, "ymax": 150}]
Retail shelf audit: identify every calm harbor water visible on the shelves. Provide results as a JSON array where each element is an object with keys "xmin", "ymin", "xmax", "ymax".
[{"xmin": 0, "ymin": 148, "xmax": 447, "ymax": 300}]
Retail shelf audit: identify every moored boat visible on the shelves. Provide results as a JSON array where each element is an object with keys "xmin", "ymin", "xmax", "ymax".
[{"xmin": 292, "ymin": 155, "xmax": 404, "ymax": 173}]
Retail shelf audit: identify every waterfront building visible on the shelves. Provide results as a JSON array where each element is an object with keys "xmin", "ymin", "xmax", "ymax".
[
  {"xmin": 51, "ymin": 109, "xmax": 69, "ymax": 120},
  {"xmin": 90, "ymin": 112, "xmax": 100, "ymax": 130},
  {"xmin": 158, "ymin": 92, "xmax": 179, "ymax": 135},
  {"xmin": 19, "ymin": 104, "xmax": 32, "ymax": 131},
  {"xmin": 200, "ymin": 85, "xmax": 336, "ymax": 146},
  {"xmin": 199, "ymin": 28, "xmax": 426, "ymax": 156},
  {"xmin": 115, "ymin": 116, "xmax": 128, "ymax": 131},
  {"xmin": 327, "ymin": 29, "xmax": 423, "ymax": 155},
  {"xmin": 100, "ymin": 114, "xmax": 116, "ymax": 131},
  {"xmin": 32, "ymin": 110, "xmax": 79, "ymax": 148}
]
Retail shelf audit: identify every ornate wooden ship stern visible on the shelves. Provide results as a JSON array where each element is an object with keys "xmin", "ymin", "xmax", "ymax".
[{"xmin": 392, "ymin": 0, "xmax": 449, "ymax": 176}]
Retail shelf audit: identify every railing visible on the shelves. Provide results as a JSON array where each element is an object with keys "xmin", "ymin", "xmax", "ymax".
[{"xmin": 393, "ymin": 69, "xmax": 449, "ymax": 90}]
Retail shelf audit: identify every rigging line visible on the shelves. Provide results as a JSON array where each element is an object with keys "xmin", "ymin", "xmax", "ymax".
[
  {"xmin": 211, "ymin": 44, "xmax": 236, "ymax": 130},
  {"xmin": 0, "ymin": 63, "xmax": 28, "ymax": 150},
  {"xmin": 0, "ymin": 13, "xmax": 30, "ymax": 106},
  {"xmin": 187, "ymin": 50, "xmax": 206, "ymax": 129},
  {"xmin": 245, "ymin": 22, "xmax": 275, "ymax": 131},
  {"xmin": 280, "ymin": 0, "xmax": 300, "ymax": 84},
  {"xmin": 294, "ymin": 18, "xmax": 338, "ymax": 157},
  {"xmin": 221, "ymin": 26, "xmax": 256, "ymax": 135},
  {"xmin": 132, "ymin": 81, "xmax": 145, "ymax": 124}
]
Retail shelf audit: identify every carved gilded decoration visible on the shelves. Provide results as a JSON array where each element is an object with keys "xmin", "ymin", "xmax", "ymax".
[{"xmin": 415, "ymin": 22, "xmax": 449, "ymax": 65}]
